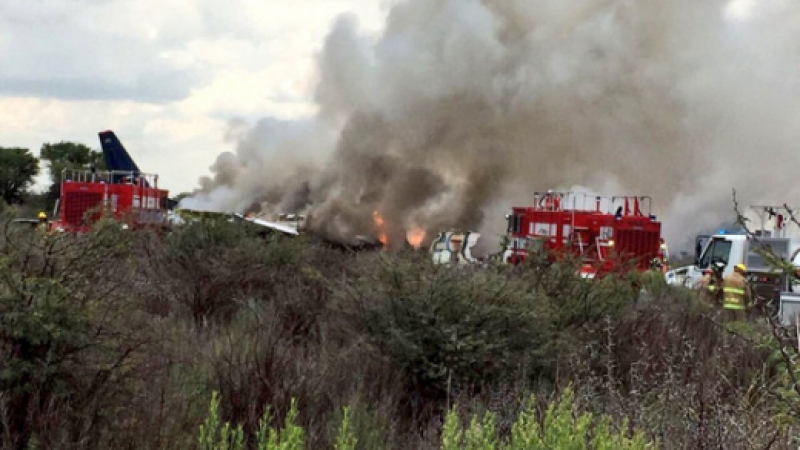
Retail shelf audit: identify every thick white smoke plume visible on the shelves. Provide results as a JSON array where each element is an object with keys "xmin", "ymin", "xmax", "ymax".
[{"xmin": 182, "ymin": 0, "xmax": 800, "ymax": 251}]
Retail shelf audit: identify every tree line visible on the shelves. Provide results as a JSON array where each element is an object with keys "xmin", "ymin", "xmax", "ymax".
[
  {"xmin": 0, "ymin": 142, "xmax": 105, "ymax": 212},
  {"xmin": 1, "ymin": 142, "xmax": 191, "ymax": 216}
]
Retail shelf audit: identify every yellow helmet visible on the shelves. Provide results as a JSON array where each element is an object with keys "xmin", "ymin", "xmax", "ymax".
[
  {"xmin": 38, "ymin": 211, "xmax": 47, "ymax": 220},
  {"xmin": 735, "ymin": 263, "xmax": 746, "ymax": 272}
]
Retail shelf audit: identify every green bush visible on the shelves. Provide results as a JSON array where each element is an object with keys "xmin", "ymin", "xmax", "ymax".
[
  {"xmin": 151, "ymin": 219, "xmax": 308, "ymax": 324},
  {"xmin": 343, "ymin": 255, "xmax": 556, "ymax": 410},
  {"xmin": 199, "ymin": 392, "xmax": 359, "ymax": 450},
  {"xmin": 441, "ymin": 387, "xmax": 653, "ymax": 450},
  {"xmin": 0, "ymin": 217, "xmax": 152, "ymax": 448},
  {"xmin": 198, "ymin": 391, "xmax": 245, "ymax": 450},
  {"xmin": 199, "ymin": 388, "xmax": 654, "ymax": 450}
]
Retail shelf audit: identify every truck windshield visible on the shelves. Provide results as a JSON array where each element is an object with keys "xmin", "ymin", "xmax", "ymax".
[{"xmin": 698, "ymin": 239, "xmax": 733, "ymax": 269}]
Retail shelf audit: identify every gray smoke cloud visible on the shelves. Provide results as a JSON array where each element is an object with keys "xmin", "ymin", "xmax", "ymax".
[{"xmin": 181, "ymin": 0, "xmax": 800, "ymax": 251}]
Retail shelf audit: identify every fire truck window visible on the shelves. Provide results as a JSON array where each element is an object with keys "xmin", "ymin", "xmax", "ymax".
[
  {"xmin": 507, "ymin": 215, "xmax": 521, "ymax": 233},
  {"xmin": 508, "ymin": 215, "xmax": 522, "ymax": 234},
  {"xmin": 698, "ymin": 240, "xmax": 732, "ymax": 269}
]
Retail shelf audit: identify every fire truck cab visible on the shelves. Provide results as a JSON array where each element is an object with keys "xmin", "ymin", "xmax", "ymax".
[{"xmin": 502, "ymin": 191, "xmax": 667, "ymax": 278}]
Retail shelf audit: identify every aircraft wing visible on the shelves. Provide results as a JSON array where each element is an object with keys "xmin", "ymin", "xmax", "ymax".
[{"xmin": 233, "ymin": 214, "xmax": 299, "ymax": 236}]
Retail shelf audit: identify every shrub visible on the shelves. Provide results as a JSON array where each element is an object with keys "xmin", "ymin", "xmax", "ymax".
[
  {"xmin": 145, "ymin": 219, "xmax": 310, "ymax": 324},
  {"xmin": 0, "ymin": 217, "xmax": 154, "ymax": 448},
  {"xmin": 198, "ymin": 393, "xmax": 316, "ymax": 450},
  {"xmin": 440, "ymin": 387, "xmax": 653, "ymax": 450},
  {"xmin": 198, "ymin": 388, "xmax": 654, "ymax": 450},
  {"xmin": 2, "ymin": 215, "xmax": 799, "ymax": 449},
  {"xmin": 342, "ymin": 255, "xmax": 556, "ymax": 418}
]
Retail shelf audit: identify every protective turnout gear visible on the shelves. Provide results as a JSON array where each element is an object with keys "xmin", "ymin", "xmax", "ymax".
[
  {"xmin": 697, "ymin": 269, "xmax": 721, "ymax": 305},
  {"xmin": 36, "ymin": 211, "xmax": 49, "ymax": 233},
  {"xmin": 721, "ymin": 265, "xmax": 750, "ymax": 321},
  {"xmin": 722, "ymin": 273, "xmax": 747, "ymax": 311}
]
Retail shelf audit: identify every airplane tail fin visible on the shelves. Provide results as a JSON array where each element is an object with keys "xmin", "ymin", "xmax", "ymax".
[{"xmin": 98, "ymin": 130, "xmax": 148, "ymax": 186}]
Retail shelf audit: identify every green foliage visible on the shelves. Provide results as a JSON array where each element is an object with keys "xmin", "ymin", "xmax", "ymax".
[
  {"xmin": 346, "ymin": 253, "xmax": 646, "ymax": 412},
  {"xmin": 155, "ymin": 218, "xmax": 307, "ymax": 324},
  {"xmin": 200, "ymin": 394, "xmax": 306, "ymax": 450},
  {"xmin": 347, "ymin": 257, "xmax": 554, "ymax": 401},
  {"xmin": 334, "ymin": 407, "xmax": 357, "ymax": 450},
  {"xmin": 463, "ymin": 412, "xmax": 497, "ymax": 450},
  {"xmin": 441, "ymin": 406, "xmax": 463, "ymax": 450},
  {"xmin": 515, "ymin": 253, "xmax": 639, "ymax": 330},
  {"xmin": 163, "ymin": 217, "xmax": 304, "ymax": 270},
  {"xmin": 273, "ymin": 399, "xmax": 306, "ymax": 450},
  {"xmin": 198, "ymin": 390, "xmax": 652, "ymax": 450},
  {"xmin": 0, "ymin": 147, "xmax": 39, "ymax": 204},
  {"xmin": 164, "ymin": 217, "xmax": 250, "ymax": 257},
  {"xmin": 40, "ymin": 141, "xmax": 104, "ymax": 174},
  {"xmin": 198, "ymin": 391, "xmax": 245, "ymax": 450},
  {"xmin": 1, "ymin": 214, "xmax": 798, "ymax": 448},
  {"xmin": 0, "ymin": 218, "xmax": 146, "ymax": 448},
  {"xmin": 39, "ymin": 141, "xmax": 104, "ymax": 209},
  {"xmin": 441, "ymin": 388, "xmax": 653, "ymax": 450}
]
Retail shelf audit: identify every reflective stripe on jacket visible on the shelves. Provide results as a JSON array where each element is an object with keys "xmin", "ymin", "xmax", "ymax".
[{"xmin": 722, "ymin": 272, "xmax": 747, "ymax": 311}]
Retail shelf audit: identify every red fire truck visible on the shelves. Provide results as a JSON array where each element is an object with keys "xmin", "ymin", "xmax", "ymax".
[
  {"xmin": 503, "ymin": 191, "xmax": 668, "ymax": 278},
  {"xmin": 49, "ymin": 169, "xmax": 170, "ymax": 233},
  {"xmin": 46, "ymin": 131, "xmax": 171, "ymax": 233}
]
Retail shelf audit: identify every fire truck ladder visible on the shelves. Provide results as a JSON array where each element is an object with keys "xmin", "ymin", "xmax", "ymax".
[{"xmin": 533, "ymin": 191, "xmax": 603, "ymax": 260}]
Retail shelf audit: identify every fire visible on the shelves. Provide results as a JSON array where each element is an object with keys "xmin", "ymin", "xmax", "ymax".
[
  {"xmin": 372, "ymin": 211, "xmax": 389, "ymax": 247},
  {"xmin": 372, "ymin": 211, "xmax": 426, "ymax": 250},
  {"xmin": 406, "ymin": 226, "xmax": 426, "ymax": 249}
]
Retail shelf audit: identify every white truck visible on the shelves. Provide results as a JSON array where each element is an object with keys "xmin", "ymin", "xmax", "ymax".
[{"xmin": 665, "ymin": 206, "xmax": 800, "ymax": 324}]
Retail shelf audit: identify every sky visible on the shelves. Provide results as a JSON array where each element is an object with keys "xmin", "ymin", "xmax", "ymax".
[{"xmin": 0, "ymin": 0, "xmax": 392, "ymax": 195}]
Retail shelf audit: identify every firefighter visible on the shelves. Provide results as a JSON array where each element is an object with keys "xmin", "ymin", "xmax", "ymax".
[
  {"xmin": 657, "ymin": 239, "xmax": 669, "ymax": 272},
  {"xmin": 639, "ymin": 258, "xmax": 666, "ymax": 300},
  {"xmin": 721, "ymin": 263, "xmax": 751, "ymax": 321},
  {"xmin": 696, "ymin": 268, "xmax": 712, "ymax": 289},
  {"xmin": 696, "ymin": 268, "xmax": 721, "ymax": 305},
  {"xmin": 36, "ymin": 211, "xmax": 48, "ymax": 231}
]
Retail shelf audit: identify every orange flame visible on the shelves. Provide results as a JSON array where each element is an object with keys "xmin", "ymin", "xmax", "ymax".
[
  {"xmin": 406, "ymin": 226, "xmax": 426, "ymax": 249},
  {"xmin": 372, "ymin": 211, "xmax": 389, "ymax": 247}
]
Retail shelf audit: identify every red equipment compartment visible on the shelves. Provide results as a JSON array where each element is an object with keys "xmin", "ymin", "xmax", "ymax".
[
  {"xmin": 51, "ymin": 169, "xmax": 170, "ymax": 233},
  {"xmin": 504, "ymin": 191, "xmax": 666, "ymax": 277}
]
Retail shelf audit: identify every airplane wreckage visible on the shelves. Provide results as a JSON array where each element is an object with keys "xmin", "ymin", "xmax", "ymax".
[
  {"xmin": 29, "ymin": 130, "xmax": 668, "ymax": 273},
  {"xmin": 169, "ymin": 208, "xmax": 477, "ymax": 258}
]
